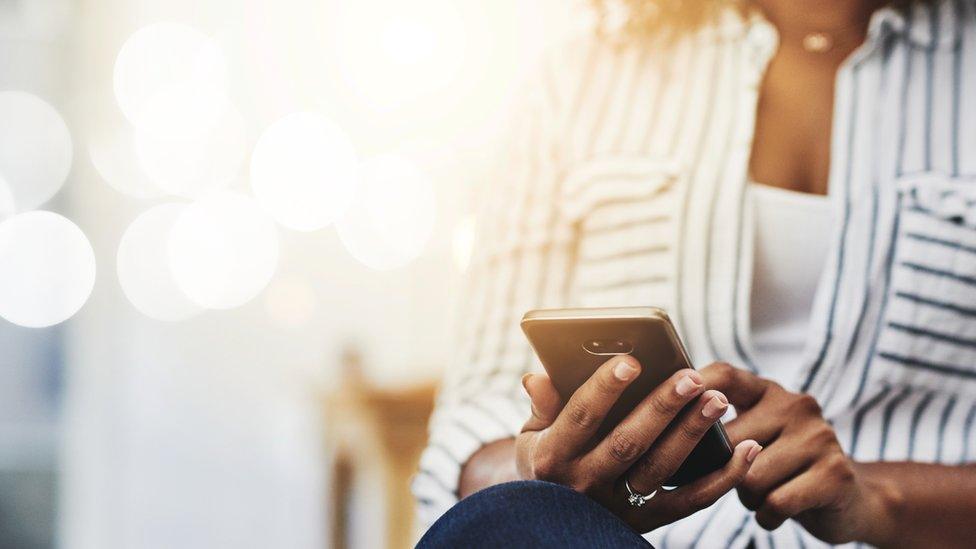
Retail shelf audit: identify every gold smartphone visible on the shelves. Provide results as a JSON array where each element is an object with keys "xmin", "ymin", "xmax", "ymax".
[{"xmin": 521, "ymin": 306, "xmax": 732, "ymax": 485}]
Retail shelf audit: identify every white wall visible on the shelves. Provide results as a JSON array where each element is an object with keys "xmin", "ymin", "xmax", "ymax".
[{"xmin": 60, "ymin": 1, "xmax": 591, "ymax": 548}]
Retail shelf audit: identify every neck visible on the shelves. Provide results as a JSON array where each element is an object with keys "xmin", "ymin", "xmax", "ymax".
[{"xmin": 752, "ymin": 0, "xmax": 887, "ymax": 33}]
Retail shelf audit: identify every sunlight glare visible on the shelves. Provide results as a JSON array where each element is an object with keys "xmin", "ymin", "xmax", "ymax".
[
  {"xmin": 250, "ymin": 112, "xmax": 358, "ymax": 231},
  {"xmin": 335, "ymin": 0, "xmax": 466, "ymax": 109},
  {"xmin": 114, "ymin": 22, "xmax": 229, "ymax": 138},
  {"xmin": 0, "ymin": 91, "xmax": 73, "ymax": 212},
  {"xmin": 0, "ymin": 212, "xmax": 96, "ymax": 328},
  {"xmin": 381, "ymin": 19, "xmax": 437, "ymax": 68},
  {"xmin": 88, "ymin": 121, "xmax": 166, "ymax": 200},
  {"xmin": 336, "ymin": 155, "xmax": 436, "ymax": 270},
  {"xmin": 452, "ymin": 214, "xmax": 476, "ymax": 273},
  {"xmin": 118, "ymin": 204, "xmax": 204, "ymax": 321},
  {"xmin": 168, "ymin": 191, "xmax": 279, "ymax": 309},
  {"xmin": 135, "ymin": 105, "xmax": 247, "ymax": 198}
]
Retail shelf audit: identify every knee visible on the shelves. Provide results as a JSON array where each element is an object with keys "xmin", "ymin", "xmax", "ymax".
[
  {"xmin": 472, "ymin": 480, "xmax": 576, "ymax": 506},
  {"xmin": 454, "ymin": 480, "xmax": 579, "ymax": 522},
  {"xmin": 419, "ymin": 480, "xmax": 652, "ymax": 548},
  {"xmin": 419, "ymin": 480, "xmax": 646, "ymax": 549},
  {"xmin": 419, "ymin": 481, "xmax": 582, "ymax": 545}
]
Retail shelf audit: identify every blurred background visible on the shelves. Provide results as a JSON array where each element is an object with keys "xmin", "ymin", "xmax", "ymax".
[{"xmin": 0, "ymin": 1, "xmax": 593, "ymax": 547}]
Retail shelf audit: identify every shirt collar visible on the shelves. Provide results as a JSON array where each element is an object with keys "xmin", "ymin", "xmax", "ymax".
[
  {"xmin": 867, "ymin": 0, "xmax": 963, "ymax": 51},
  {"xmin": 718, "ymin": 1, "xmax": 967, "ymax": 52}
]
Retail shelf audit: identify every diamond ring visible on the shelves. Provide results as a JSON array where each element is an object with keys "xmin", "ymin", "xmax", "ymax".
[{"xmin": 624, "ymin": 479, "xmax": 658, "ymax": 508}]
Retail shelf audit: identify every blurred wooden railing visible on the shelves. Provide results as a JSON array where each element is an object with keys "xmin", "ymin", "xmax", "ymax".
[{"xmin": 324, "ymin": 349, "xmax": 437, "ymax": 549}]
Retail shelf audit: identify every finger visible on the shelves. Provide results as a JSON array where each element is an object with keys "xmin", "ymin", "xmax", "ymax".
[
  {"xmin": 699, "ymin": 362, "xmax": 768, "ymax": 410},
  {"xmin": 648, "ymin": 439, "xmax": 762, "ymax": 526},
  {"xmin": 542, "ymin": 355, "xmax": 641, "ymax": 461},
  {"xmin": 754, "ymin": 469, "xmax": 831, "ymax": 531},
  {"xmin": 627, "ymin": 389, "xmax": 729, "ymax": 493},
  {"xmin": 736, "ymin": 433, "xmax": 817, "ymax": 510},
  {"xmin": 722, "ymin": 405, "xmax": 787, "ymax": 446},
  {"xmin": 584, "ymin": 369, "xmax": 705, "ymax": 480},
  {"xmin": 520, "ymin": 373, "xmax": 563, "ymax": 432},
  {"xmin": 723, "ymin": 386, "xmax": 817, "ymax": 446}
]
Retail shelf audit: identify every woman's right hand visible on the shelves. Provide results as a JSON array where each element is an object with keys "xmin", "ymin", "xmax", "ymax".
[{"xmin": 517, "ymin": 355, "xmax": 762, "ymax": 533}]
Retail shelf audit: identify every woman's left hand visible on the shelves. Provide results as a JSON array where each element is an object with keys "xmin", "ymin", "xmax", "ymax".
[{"xmin": 701, "ymin": 363, "xmax": 897, "ymax": 545}]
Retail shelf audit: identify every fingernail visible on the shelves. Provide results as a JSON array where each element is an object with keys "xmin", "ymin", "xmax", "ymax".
[
  {"xmin": 521, "ymin": 373, "xmax": 532, "ymax": 394},
  {"xmin": 614, "ymin": 360, "xmax": 639, "ymax": 381},
  {"xmin": 746, "ymin": 443, "xmax": 763, "ymax": 463},
  {"xmin": 702, "ymin": 392, "xmax": 729, "ymax": 419},
  {"xmin": 675, "ymin": 373, "xmax": 703, "ymax": 396}
]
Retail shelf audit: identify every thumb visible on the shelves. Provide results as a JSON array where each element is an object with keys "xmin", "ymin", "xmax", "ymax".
[{"xmin": 521, "ymin": 373, "xmax": 563, "ymax": 431}]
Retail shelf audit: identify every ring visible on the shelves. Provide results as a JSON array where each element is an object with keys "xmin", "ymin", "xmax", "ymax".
[{"xmin": 624, "ymin": 479, "xmax": 658, "ymax": 508}]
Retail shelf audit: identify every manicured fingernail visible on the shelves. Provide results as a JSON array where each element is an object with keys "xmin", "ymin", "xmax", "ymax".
[
  {"xmin": 675, "ymin": 373, "xmax": 703, "ymax": 396},
  {"xmin": 746, "ymin": 443, "xmax": 763, "ymax": 463},
  {"xmin": 702, "ymin": 392, "xmax": 729, "ymax": 419},
  {"xmin": 614, "ymin": 360, "xmax": 639, "ymax": 381},
  {"xmin": 521, "ymin": 373, "xmax": 532, "ymax": 394}
]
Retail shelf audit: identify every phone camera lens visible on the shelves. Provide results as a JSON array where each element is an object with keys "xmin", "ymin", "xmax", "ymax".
[{"xmin": 583, "ymin": 339, "xmax": 633, "ymax": 355}]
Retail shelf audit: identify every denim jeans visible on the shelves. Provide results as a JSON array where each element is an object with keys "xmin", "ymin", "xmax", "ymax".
[{"xmin": 417, "ymin": 480, "xmax": 653, "ymax": 548}]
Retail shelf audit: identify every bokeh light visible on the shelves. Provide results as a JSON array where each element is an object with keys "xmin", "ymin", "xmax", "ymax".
[
  {"xmin": 380, "ymin": 18, "xmax": 440, "ymax": 73},
  {"xmin": 0, "ymin": 91, "xmax": 73, "ymax": 212},
  {"xmin": 452, "ymin": 214, "xmax": 476, "ymax": 273},
  {"xmin": 117, "ymin": 204, "xmax": 204, "ymax": 321},
  {"xmin": 336, "ymin": 155, "xmax": 436, "ymax": 270},
  {"xmin": 168, "ymin": 191, "xmax": 279, "ymax": 309},
  {"xmin": 113, "ymin": 22, "xmax": 229, "ymax": 138},
  {"xmin": 250, "ymin": 112, "xmax": 358, "ymax": 231},
  {"xmin": 136, "ymin": 82, "xmax": 231, "ymax": 140},
  {"xmin": 0, "ymin": 211, "xmax": 96, "ymax": 328},
  {"xmin": 88, "ymin": 120, "xmax": 166, "ymax": 200},
  {"xmin": 135, "ymin": 105, "xmax": 247, "ymax": 198},
  {"xmin": 335, "ymin": 0, "xmax": 466, "ymax": 109}
]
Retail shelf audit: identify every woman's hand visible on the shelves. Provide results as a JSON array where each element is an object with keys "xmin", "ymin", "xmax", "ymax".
[
  {"xmin": 701, "ymin": 363, "xmax": 897, "ymax": 545},
  {"xmin": 518, "ymin": 355, "xmax": 762, "ymax": 533}
]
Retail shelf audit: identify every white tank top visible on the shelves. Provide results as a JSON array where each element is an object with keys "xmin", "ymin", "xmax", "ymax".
[{"xmin": 749, "ymin": 182, "xmax": 834, "ymax": 386}]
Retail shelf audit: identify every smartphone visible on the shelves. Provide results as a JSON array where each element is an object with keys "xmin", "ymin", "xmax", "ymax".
[{"xmin": 520, "ymin": 306, "xmax": 732, "ymax": 486}]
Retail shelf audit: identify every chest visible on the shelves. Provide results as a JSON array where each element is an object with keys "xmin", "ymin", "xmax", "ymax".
[{"xmin": 749, "ymin": 49, "xmax": 845, "ymax": 195}]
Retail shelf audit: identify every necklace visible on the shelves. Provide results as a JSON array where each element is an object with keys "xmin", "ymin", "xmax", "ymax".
[
  {"xmin": 801, "ymin": 32, "xmax": 835, "ymax": 53},
  {"xmin": 797, "ymin": 22, "xmax": 868, "ymax": 54},
  {"xmin": 767, "ymin": 9, "xmax": 871, "ymax": 54}
]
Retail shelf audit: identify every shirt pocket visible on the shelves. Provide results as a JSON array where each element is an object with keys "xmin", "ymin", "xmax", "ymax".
[
  {"xmin": 557, "ymin": 155, "xmax": 682, "ymax": 308},
  {"xmin": 872, "ymin": 174, "xmax": 976, "ymax": 395}
]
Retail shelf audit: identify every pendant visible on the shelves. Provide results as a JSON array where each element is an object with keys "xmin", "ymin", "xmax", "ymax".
[{"xmin": 802, "ymin": 32, "xmax": 833, "ymax": 53}]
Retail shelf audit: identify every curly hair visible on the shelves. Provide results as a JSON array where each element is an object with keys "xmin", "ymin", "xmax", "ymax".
[
  {"xmin": 589, "ymin": 0, "xmax": 741, "ymax": 40},
  {"xmin": 589, "ymin": 0, "xmax": 916, "ymax": 41}
]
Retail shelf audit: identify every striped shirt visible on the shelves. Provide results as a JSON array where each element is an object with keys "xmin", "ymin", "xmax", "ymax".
[{"xmin": 413, "ymin": 2, "xmax": 976, "ymax": 547}]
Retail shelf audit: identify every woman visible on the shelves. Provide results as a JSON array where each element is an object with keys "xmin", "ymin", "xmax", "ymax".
[{"xmin": 414, "ymin": 0, "xmax": 976, "ymax": 547}]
